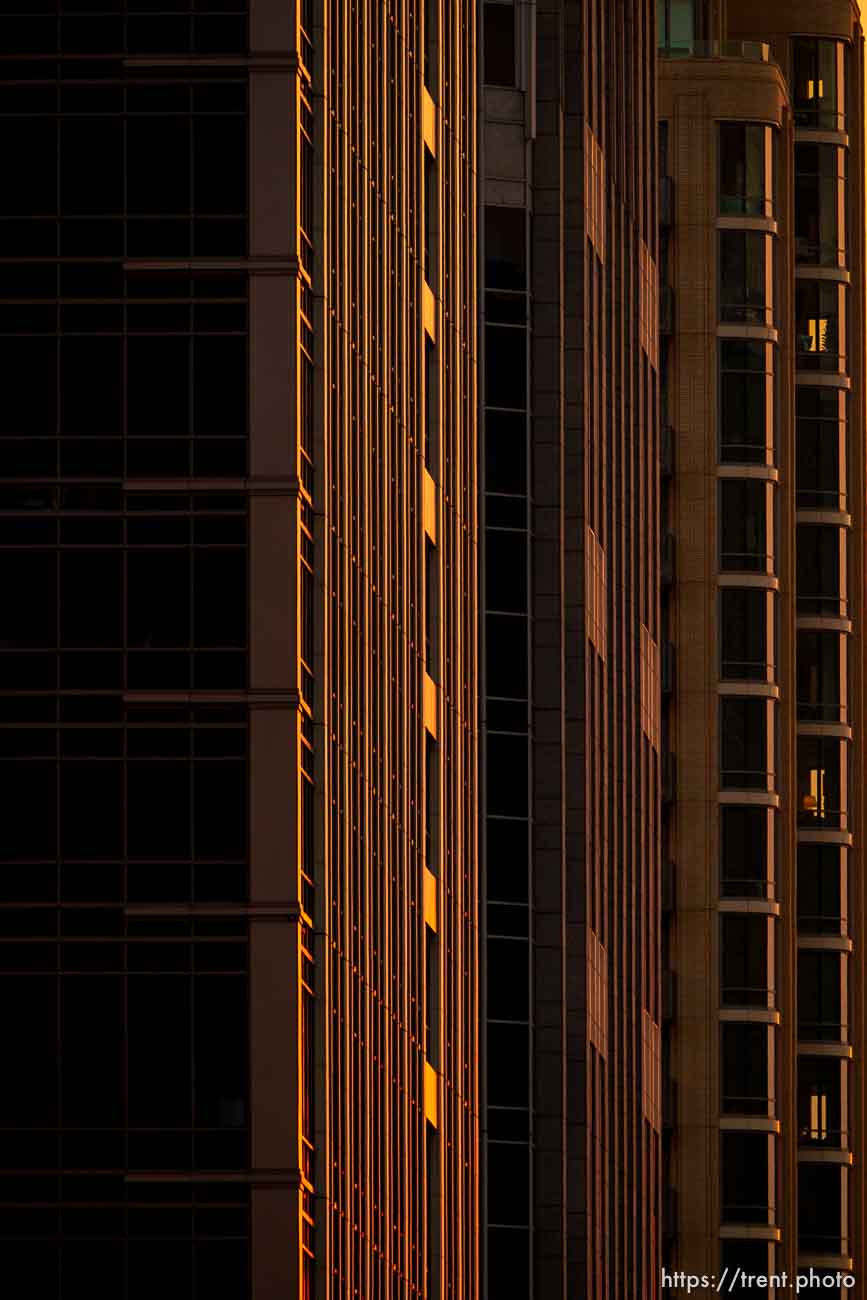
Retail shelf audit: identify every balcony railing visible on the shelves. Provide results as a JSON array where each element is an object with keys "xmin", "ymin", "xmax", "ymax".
[
  {"xmin": 721, "ymin": 984, "xmax": 775, "ymax": 1010},
  {"xmin": 660, "ymin": 41, "xmax": 771, "ymax": 63},
  {"xmin": 798, "ymin": 1019, "xmax": 846, "ymax": 1044}
]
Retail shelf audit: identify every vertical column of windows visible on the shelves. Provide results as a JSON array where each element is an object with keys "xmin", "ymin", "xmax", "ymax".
[
  {"xmin": 421, "ymin": 34, "xmax": 441, "ymax": 1296},
  {"xmin": 483, "ymin": 202, "xmax": 530, "ymax": 1298},
  {"xmin": 791, "ymin": 37, "xmax": 852, "ymax": 1268},
  {"xmin": 291, "ymin": 10, "xmax": 317, "ymax": 1290},
  {"xmin": 713, "ymin": 119, "xmax": 779, "ymax": 1249}
]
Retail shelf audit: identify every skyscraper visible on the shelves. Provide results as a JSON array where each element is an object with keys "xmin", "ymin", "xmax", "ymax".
[
  {"xmin": 660, "ymin": 0, "xmax": 865, "ymax": 1283},
  {"xmin": 480, "ymin": 2, "xmax": 662, "ymax": 1295},
  {"xmin": 0, "ymin": 2, "xmax": 477, "ymax": 1297}
]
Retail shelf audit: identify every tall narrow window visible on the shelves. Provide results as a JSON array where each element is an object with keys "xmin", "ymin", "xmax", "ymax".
[
  {"xmin": 795, "ymin": 144, "xmax": 845, "ymax": 267},
  {"xmin": 719, "ymin": 340, "xmax": 773, "ymax": 464},
  {"xmin": 797, "ymin": 737, "xmax": 845, "ymax": 829},
  {"xmin": 299, "ymin": 89, "xmax": 314, "ymax": 273},
  {"xmin": 796, "ymin": 630, "xmax": 843, "ymax": 723},
  {"xmin": 720, "ymin": 697, "xmax": 768, "ymax": 790},
  {"xmin": 721, "ymin": 1023, "xmax": 769, "ymax": 1115},
  {"xmin": 300, "ymin": 503, "xmax": 314, "ymax": 701},
  {"xmin": 426, "ymin": 1123, "xmax": 441, "ymax": 1297},
  {"xmin": 793, "ymin": 38, "xmax": 845, "ymax": 131},
  {"xmin": 425, "ymin": 734, "xmax": 438, "ymax": 874},
  {"xmin": 426, "ymin": 929, "xmax": 438, "ymax": 1064},
  {"xmin": 424, "ymin": 146, "xmax": 436, "ymax": 284},
  {"xmin": 795, "ymin": 280, "xmax": 846, "ymax": 372},
  {"xmin": 798, "ymin": 1057, "xmax": 843, "ymax": 1146},
  {"xmin": 484, "ymin": 2, "xmax": 516, "ymax": 87},
  {"xmin": 425, "ymin": 336, "xmax": 438, "ymax": 474},
  {"xmin": 798, "ymin": 845, "xmax": 843, "ymax": 936},
  {"xmin": 719, "ymin": 229, "xmax": 770, "ymax": 324},
  {"xmin": 719, "ymin": 123, "xmax": 768, "ymax": 216},
  {"xmin": 424, "ymin": 0, "xmax": 438, "ymax": 94},
  {"xmin": 798, "ymin": 1164, "xmax": 844, "ymax": 1255},
  {"xmin": 720, "ymin": 806, "xmax": 769, "ymax": 898},
  {"xmin": 796, "ymin": 387, "xmax": 845, "ymax": 510},
  {"xmin": 798, "ymin": 950, "xmax": 843, "ymax": 1043},
  {"xmin": 721, "ymin": 913, "xmax": 770, "ymax": 1008},
  {"xmin": 720, "ymin": 588, "xmax": 769, "ymax": 681},
  {"xmin": 720, "ymin": 479, "xmax": 769, "ymax": 573},
  {"xmin": 721, "ymin": 1133, "xmax": 770, "ymax": 1224},
  {"xmin": 425, "ymin": 538, "xmax": 438, "ymax": 679},
  {"xmin": 796, "ymin": 525, "xmax": 844, "ymax": 617}
]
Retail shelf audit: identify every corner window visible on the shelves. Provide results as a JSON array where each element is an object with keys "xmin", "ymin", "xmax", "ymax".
[
  {"xmin": 721, "ymin": 1132, "xmax": 771, "ymax": 1224},
  {"xmin": 795, "ymin": 280, "xmax": 846, "ymax": 372},
  {"xmin": 720, "ymin": 587, "xmax": 769, "ymax": 682},
  {"xmin": 719, "ymin": 479, "xmax": 770, "ymax": 573},
  {"xmin": 798, "ymin": 845, "xmax": 843, "ymax": 936},
  {"xmin": 721, "ymin": 1022, "xmax": 769, "ymax": 1115},
  {"xmin": 720, "ymin": 806, "xmax": 769, "ymax": 898},
  {"xmin": 796, "ymin": 525, "xmax": 845, "ymax": 618},
  {"xmin": 719, "ymin": 230, "xmax": 770, "ymax": 325},
  {"xmin": 797, "ymin": 737, "xmax": 846, "ymax": 830},
  {"xmin": 800, "ymin": 1164, "xmax": 847, "ymax": 1253},
  {"xmin": 798, "ymin": 950, "xmax": 844, "ymax": 1043},
  {"xmin": 798, "ymin": 1164, "xmax": 844, "ymax": 1257},
  {"xmin": 721, "ymin": 913, "xmax": 770, "ymax": 1009},
  {"xmin": 719, "ymin": 340, "xmax": 773, "ymax": 465},
  {"xmin": 795, "ymin": 144, "xmax": 845, "ymax": 267},
  {"xmin": 719, "ymin": 123, "xmax": 770, "ymax": 217},
  {"xmin": 796, "ymin": 387, "xmax": 845, "ymax": 510},
  {"xmin": 720, "ymin": 697, "xmax": 769, "ymax": 791},
  {"xmin": 793, "ymin": 38, "xmax": 845, "ymax": 132},
  {"xmin": 798, "ymin": 1057, "xmax": 843, "ymax": 1147},
  {"xmin": 796, "ymin": 629, "xmax": 843, "ymax": 723}
]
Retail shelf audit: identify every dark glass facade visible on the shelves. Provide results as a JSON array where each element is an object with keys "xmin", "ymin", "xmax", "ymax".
[
  {"xmin": 1, "ymin": 2, "xmax": 478, "ymax": 1298},
  {"xmin": 1, "ymin": 8, "xmax": 251, "ymax": 1297}
]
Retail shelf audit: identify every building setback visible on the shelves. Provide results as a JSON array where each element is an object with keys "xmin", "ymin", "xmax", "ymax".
[
  {"xmin": 0, "ymin": 2, "xmax": 478, "ymax": 1297},
  {"xmin": 659, "ymin": 0, "xmax": 866, "ymax": 1282},
  {"xmin": 480, "ymin": 1, "xmax": 662, "ymax": 1295}
]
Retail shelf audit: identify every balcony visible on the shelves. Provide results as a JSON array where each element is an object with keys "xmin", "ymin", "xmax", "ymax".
[
  {"xmin": 798, "ymin": 1057, "xmax": 844, "ymax": 1150},
  {"xmin": 798, "ymin": 844, "xmax": 844, "ymax": 937},
  {"xmin": 721, "ymin": 806, "xmax": 770, "ymax": 900},
  {"xmin": 721, "ymin": 913, "xmax": 772, "ymax": 1010},
  {"xmin": 721, "ymin": 1131, "xmax": 773, "ymax": 1226},
  {"xmin": 798, "ymin": 949, "xmax": 844, "ymax": 1044},
  {"xmin": 796, "ymin": 629, "xmax": 844, "ymax": 725},
  {"xmin": 660, "ymin": 40, "xmax": 771, "ymax": 63},
  {"xmin": 721, "ymin": 1021, "xmax": 771, "ymax": 1117},
  {"xmin": 797, "ymin": 737, "xmax": 846, "ymax": 831},
  {"xmin": 719, "ymin": 229, "xmax": 772, "ymax": 327},
  {"xmin": 798, "ymin": 1162, "xmax": 845, "ymax": 1257},
  {"xmin": 796, "ymin": 388, "xmax": 846, "ymax": 512},
  {"xmin": 795, "ymin": 280, "xmax": 846, "ymax": 375},
  {"xmin": 796, "ymin": 525, "xmax": 846, "ymax": 620},
  {"xmin": 720, "ymin": 697, "xmax": 771, "ymax": 792}
]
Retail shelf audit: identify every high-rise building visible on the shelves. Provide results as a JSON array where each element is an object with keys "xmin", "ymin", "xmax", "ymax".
[
  {"xmin": 479, "ymin": 2, "xmax": 662, "ymax": 1295},
  {"xmin": 0, "ymin": 2, "xmax": 477, "ymax": 1297},
  {"xmin": 659, "ymin": 0, "xmax": 865, "ymax": 1283}
]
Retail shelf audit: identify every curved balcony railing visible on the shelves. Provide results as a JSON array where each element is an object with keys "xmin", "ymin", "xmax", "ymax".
[{"xmin": 660, "ymin": 41, "xmax": 771, "ymax": 63}]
